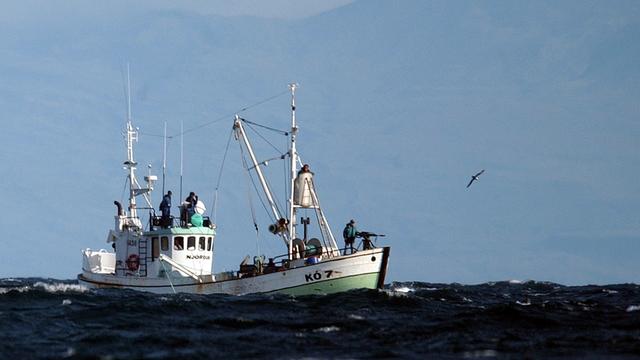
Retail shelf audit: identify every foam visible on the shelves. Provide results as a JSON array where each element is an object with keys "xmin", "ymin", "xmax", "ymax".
[
  {"xmin": 33, "ymin": 282, "xmax": 89, "ymax": 293},
  {"xmin": 626, "ymin": 305, "xmax": 640, "ymax": 312},
  {"xmin": 313, "ymin": 326, "xmax": 340, "ymax": 333},
  {"xmin": 1, "ymin": 282, "xmax": 89, "ymax": 295},
  {"xmin": 0, "ymin": 286, "xmax": 30, "ymax": 294},
  {"xmin": 393, "ymin": 286, "xmax": 414, "ymax": 293}
]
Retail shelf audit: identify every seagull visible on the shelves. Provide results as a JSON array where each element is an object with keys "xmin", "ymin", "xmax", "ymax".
[{"xmin": 466, "ymin": 169, "xmax": 485, "ymax": 188}]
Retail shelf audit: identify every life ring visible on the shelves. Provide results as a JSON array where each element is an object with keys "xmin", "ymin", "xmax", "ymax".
[{"xmin": 126, "ymin": 254, "xmax": 140, "ymax": 271}]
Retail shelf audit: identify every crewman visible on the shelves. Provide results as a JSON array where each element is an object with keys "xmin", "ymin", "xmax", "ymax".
[
  {"xmin": 159, "ymin": 191, "xmax": 172, "ymax": 227},
  {"xmin": 342, "ymin": 219, "xmax": 357, "ymax": 255},
  {"xmin": 185, "ymin": 192, "xmax": 198, "ymax": 211},
  {"xmin": 298, "ymin": 163, "xmax": 312, "ymax": 175}
]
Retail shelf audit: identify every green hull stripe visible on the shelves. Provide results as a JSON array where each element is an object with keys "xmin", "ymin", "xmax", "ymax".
[{"xmin": 267, "ymin": 272, "xmax": 380, "ymax": 296}]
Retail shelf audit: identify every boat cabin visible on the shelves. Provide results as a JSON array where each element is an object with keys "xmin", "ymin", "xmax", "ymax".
[
  {"xmin": 82, "ymin": 205, "xmax": 217, "ymax": 280},
  {"xmin": 143, "ymin": 226, "xmax": 216, "ymax": 278}
]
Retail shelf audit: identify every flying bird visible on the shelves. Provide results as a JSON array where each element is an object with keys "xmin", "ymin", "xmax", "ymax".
[{"xmin": 466, "ymin": 169, "xmax": 485, "ymax": 188}]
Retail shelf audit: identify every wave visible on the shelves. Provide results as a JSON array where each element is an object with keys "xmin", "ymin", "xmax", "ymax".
[
  {"xmin": 0, "ymin": 279, "xmax": 88, "ymax": 295},
  {"xmin": 0, "ymin": 278, "xmax": 639, "ymax": 358},
  {"xmin": 33, "ymin": 281, "xmax": 88, "ymax": 293},
  {"xmin": 626, "ymin": 305, "xmax": 640, "ymax": 312}
]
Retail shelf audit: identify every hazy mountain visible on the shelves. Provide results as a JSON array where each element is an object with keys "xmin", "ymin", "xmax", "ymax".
[{"xmin": 0, "ymin": 0, "xmax": 638, "ymax": 283}]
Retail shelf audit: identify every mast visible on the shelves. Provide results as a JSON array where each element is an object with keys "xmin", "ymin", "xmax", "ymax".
[
  {"xmin": 162, "ymin": 121, "xmax": 167, "ymax": 195},
  {"xmin": 180, "ymin": 120, "xmax": 184, "ymax": 201},
  {"xmin": 285, "ymin": 84, "xmax": 340, "ymax": 258},
  {"xmin": 125, "ymin": 65, "xmax": 139, "ymax": 220},
  {"xmin": 121, "ymin": 64, "xmax": 154, "ymax": 225},
  {"xmin": 287, "ymin": 83, "xmax": 298, "ymax": 260}
]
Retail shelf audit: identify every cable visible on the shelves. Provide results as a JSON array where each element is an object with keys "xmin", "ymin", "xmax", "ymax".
[
  {"xmin": 139, "ymin": 89, "xmax": 290, "ymax": 138},
  {"xmin": 244, "ymin": 121, "xmax": 285, "ymax": 156},
  {"xmin": 210, "ymin": 128, "xmax": 234, "ymax": 221},
  {"xmin": 241, "ymin": 119, "xmax": 288, "ymax": 135},
  {"xmin": 239, "ymin": 143, "xmax": 261, "ymax": 234},
  {"xmin": 121, "ymin": 175, "xmax": 129, "ymax": 208}
]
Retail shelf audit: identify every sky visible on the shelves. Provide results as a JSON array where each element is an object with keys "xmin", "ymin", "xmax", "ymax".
[
  {"xmin": 0, "ymin": 0, "xmax": 354, "ymax": 23},
  {"xmin": 0, "ymin": 0, "xmax": 638, "ymax": 285}
]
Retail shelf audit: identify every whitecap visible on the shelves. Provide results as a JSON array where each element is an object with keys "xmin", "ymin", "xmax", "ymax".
[
  {"xmin": 62, "ymin": 299, "xmax": 72, "ymax": 306},
  {"xmin": 603, "ymin": 289, "xmax": 619, "ymax": 294},
  {"xmin": 0, "ymin": 286, "xmax": 31, "ymax": 294},
  {"xmin": 313, "ymin": 326, "xmax": 340, "ymax": 333},
  {"xmin": 516, "ymin": 300, "xmax": 531, "ymax": 306},
  {"xmin": 508, "ymin": 279, "xmax": 523, "ymax": 284},
  {"xmin": 34, "ymin": 282, "xmax": 88, "ymax": 293},
  {"xmin": 384, "ymin": 289, "xmax": 411, "ymax": 297},
  {"xmin": 626, "ymin": 305, "xmax": 640, "ymax": 312},
  {"xmin": 393, "ymin": 286, "xmax": 414, "ymax": 293},
  {"xmin": 348, "ymin": 314, "xmax": 365, "ymax": 320}
]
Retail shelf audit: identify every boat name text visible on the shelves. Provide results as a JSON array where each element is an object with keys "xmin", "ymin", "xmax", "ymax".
[
  {"xmin": 186, "ymin": 255, "xmax": 211, "ymax": 260},
  {"xmin": 305, "ymin": 270, "xmax": 335, "ymax": 282}
]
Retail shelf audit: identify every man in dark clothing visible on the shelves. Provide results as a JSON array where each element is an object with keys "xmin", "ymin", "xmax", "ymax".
[
  {"xmin": 159, "ymin": 191, "xmax": 172, "ymax": 227},
  {"xmin": 342, "ymin": 219, "xmax": 357, "ymax": 255},
  {"xmin": 185, "ymin": 192, "xmax": 198, "ymax": 210},
  {"xmin": 298, "ymin": 163, "xmax": 312, "ymax": 175},
  {"xmin": 181, "ymin": 192, "xmax": 198, "ymax": 226}
]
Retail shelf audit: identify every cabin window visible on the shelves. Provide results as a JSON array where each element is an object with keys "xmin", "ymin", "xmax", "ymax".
[
  {"xmin": 161, "ymin": 236, "xmax": 169, "ymax": 251},
  {"xmin": 207, "ymin": 237, "xmax": 212, "ymax": 251},
  {"xmin": 187, "ymin": 236, "xmax": 196, "ymax": 251},
  {"xmin": 199, "ymin": 237, "xmax": 206, "ymax": 251},
  {"xmin": 174, "ymin": 236, "xmax": 184, "ymax": 250},
  {"xmin": 152, "ymin": 237, "xmax": 159, "ymax": 259}
]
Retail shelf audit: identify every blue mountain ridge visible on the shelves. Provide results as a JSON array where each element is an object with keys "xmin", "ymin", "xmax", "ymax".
[{"xmin": 0, "ymin": 0, "xmax": 638, "ymax": 283}]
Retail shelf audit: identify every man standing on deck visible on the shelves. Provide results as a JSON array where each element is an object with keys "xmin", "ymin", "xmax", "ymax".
[
  {"xmin": 185, "ymin": 192, "xmax": 198, "ymax": 211},
  {"xmin": 159, "ymin": 191, "xmax": 172, "ymax": 227},
  {"xmin": 343, "ymin": 219, "xmax": 357, "ymax": 255},
  {"xmin": 181, "ymin": 192, "xmax": 198, "ymax": 226}
]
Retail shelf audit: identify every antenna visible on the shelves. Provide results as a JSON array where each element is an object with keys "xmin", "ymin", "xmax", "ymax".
[
  {"xmin": 180, "ymin": 120, "xmax": 184, "ymax": 200},
  {"xmin": 126, "ymin": 63, "xmax": 132, "ymax": 123},
  {"xmin": 162, "ymin": 121, "xmax": 167, "ymax": 195}
]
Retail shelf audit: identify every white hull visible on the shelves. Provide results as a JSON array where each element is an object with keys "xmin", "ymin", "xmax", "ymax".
[{"xmin": 78, "ymin": 247, "xmax": 390, "ymax": 296}]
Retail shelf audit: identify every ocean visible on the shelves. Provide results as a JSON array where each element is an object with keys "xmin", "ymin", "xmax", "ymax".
[{"xmin": 1, "ymin": 278, "xmax": 639, "ymax": 359}]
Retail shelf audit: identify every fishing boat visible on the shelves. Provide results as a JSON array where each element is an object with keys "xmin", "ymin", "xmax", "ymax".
[{"xmin": 78, "ymin": 83, "xmax": 390, "ymax": 295}]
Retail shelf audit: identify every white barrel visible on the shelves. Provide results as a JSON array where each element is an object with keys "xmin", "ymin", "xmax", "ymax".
[{"xmin": 294, "ymin": 172, "xmax": 314, "ymax": 207}]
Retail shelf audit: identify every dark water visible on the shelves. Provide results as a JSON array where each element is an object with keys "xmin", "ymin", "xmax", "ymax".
[{"xmin": 1, "ymin": 279, "xmax": 639, "ymax": 359}]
